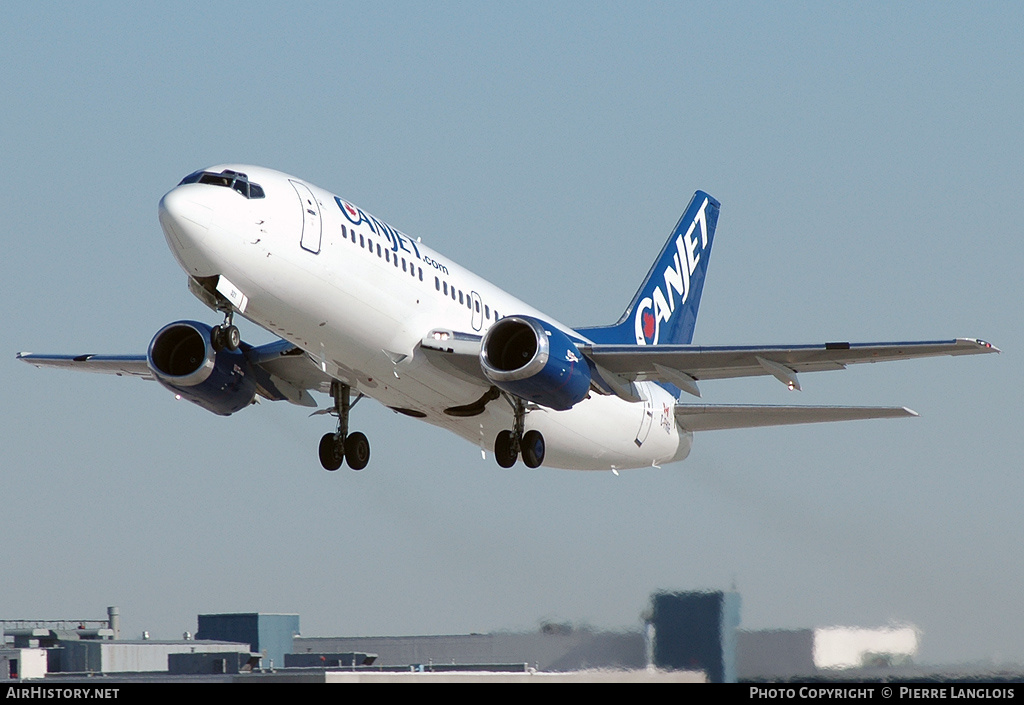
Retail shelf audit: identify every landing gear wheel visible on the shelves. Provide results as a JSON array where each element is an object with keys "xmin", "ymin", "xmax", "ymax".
[
  {"xmin": 224, "ymin": 324, "xmax": 240, "ymax": 351},
  {"xmin": 319, "ymin": 433, "xmax": 343, "ymax": 471},
  {"xmin": 521, "ymin": 430, "xmax": 545, "ymax": 468},
  {"xmin": 211, "ymin": 325, "xmax": 225, "ymax": 352},
  {"xmin": 344, "ymin": 431, "xmax": 370, "ymax": 471},
  {"xmin": 211, "ymin": 324, "xmax": 240, "ymax": 352},
  {"xmin": 494, "ymin": 430, "xmax": 518, "ymax": 468},
  {"xmin": 320, "ymin": 382, "xmax": 370, "ymax": 472}
]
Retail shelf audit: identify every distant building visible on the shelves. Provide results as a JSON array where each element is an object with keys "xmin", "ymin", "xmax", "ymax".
[
  {"xmin": 59, "ymin": 640, "xmax": 252, "ymax": 674},
  {"xmin": 648, "ymin": 591, "xmax": 742, "ymax": 683},
  {"xmin": 737, "ymin": 629, "xmax": 816, "ymax": 679},
  {"xmin": 1, "ymin": 648, "xmax": 47, "ymax": 680},
  {"xmin": 813, "ymin": 626, "xmax": 919, "ymax": 669},
  {"xmin": 294, "ymin": 627, "xmax": 647, "ymax": 672},
  {"xmin": 196, "ymin": 613, "xmax": 300, "ymax": 668},
  {"xmin": 293, "ymin": 591, "xmax": 743, "ymax": 680},
  {"xmin": 737, "ymin": 625, "xmax": 919, "ymax": 679}
]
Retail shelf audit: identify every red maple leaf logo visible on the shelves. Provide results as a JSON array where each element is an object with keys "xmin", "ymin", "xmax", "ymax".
[
  {"xmin": 345, "ymin": 203, "xmax": 357, "ymax": 216},
  {"xmin": 642, "ymin": 311, "xmax": 656, "ymax": 341}
]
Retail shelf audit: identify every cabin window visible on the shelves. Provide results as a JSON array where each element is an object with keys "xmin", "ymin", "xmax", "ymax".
[{"xmin": 485, "ymin": 305, "xmax": 490, "ymax": 319}]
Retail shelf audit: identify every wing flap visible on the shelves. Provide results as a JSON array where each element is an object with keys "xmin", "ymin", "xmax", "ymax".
[{"xmin": 674, "ymin": 404, "xmax": 918, "ymax": 432}]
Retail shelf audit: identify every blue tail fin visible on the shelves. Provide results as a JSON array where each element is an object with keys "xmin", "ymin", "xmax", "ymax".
[{"xmin": 579, "ymin": 191, "xmax": 720, "ymax": 345}]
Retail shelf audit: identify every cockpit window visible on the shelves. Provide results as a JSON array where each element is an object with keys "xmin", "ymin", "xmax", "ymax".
[
  {"xmin": 177, "ymin": 169, "xmax": 265, "ymax": 199},
  {"xmin": 202, "ymin": 173, "xmax": 234, "ymax": 188},
  {"xmin": 177, "ymin": 170, "xmax": 204, "ymax": 185}
]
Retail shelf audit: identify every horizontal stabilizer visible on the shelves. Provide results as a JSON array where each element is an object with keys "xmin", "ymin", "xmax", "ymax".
[{"xmin": 674, "ymin": 404, "xmax": 917, "ymax": 432}]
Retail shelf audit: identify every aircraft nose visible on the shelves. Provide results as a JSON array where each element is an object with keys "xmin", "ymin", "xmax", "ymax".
[{"xmin": 158, "ymin": 186, "xmax": 213, "ymax": 251}]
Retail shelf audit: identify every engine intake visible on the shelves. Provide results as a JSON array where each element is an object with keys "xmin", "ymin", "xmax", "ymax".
[
  {"xmin": 480, "ymin": 316, "xmax": 591, "ymax": 411},
  {"xmin": 147, "ymin": 321, "xmax": 256, "ymax": 416}
]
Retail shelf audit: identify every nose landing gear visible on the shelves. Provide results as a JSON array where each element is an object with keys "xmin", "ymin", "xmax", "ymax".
[
  {"xmin": 318, "ymin": 381, "xmax": 370, "ymax": 471},
  {"xmin": 210, "ymin": 305, "xmax": 241, "ymax": 352}
]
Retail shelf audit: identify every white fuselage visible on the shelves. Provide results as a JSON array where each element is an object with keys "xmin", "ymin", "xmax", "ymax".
[{"xmin": 158, "ymin": 165, "xmax": 691, "ymax": 470}]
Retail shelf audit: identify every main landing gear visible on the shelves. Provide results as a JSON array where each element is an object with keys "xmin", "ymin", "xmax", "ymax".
[
  {"xmin": 319, "ymin": 381, "xmax": 370, "ymax": 471},
  {"xmin": 493, "ymin": 395, "xmax": 545, "ymax": 469}
]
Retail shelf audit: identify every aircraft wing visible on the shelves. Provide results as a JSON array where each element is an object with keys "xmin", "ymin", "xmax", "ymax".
[
  {"xmin": 17, "ymin": 340, "xmax": 333, "ymax": 408},
  {"xmin": 583, "ymin": 338, "xmax": 999, "ymax": 397},
  {"xmin": 418, "ymin": 330, "xmax": 489, "ymax": 387},
  {"xmin": 242, "ymin": 339, "xmax": 334, "ymax": 405},
  {"xmin": 16, "ymin": 353, "xmax": 153, "ymax": 378},
  {"xmin": 674, "ymin": 404, "xmax": 917, "ymax": 432}
]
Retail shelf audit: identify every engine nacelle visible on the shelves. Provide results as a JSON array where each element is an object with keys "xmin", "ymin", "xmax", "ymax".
[
  {"xmin": 147, "ymin": 321, "xmax": 257, "ymax": 416},
  {"xmin": 480, "ymin": 316, "xmax": 591, "ymax": 411}
]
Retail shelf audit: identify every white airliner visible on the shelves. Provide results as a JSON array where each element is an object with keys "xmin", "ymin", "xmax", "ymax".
[{"xmin": 18, "ymin": 166, "xmax": 998, "ymax": 471}]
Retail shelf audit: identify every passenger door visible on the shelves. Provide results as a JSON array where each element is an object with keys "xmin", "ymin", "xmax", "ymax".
[
  {"xmin": 290, "ymin": 180, "xmax": 322, "ymax": 254},
  {"xmin": 470, "ymin": 291, "xmax": 484, "ymax": 331}
]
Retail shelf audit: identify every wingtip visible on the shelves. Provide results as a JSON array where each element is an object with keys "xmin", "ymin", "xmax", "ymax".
[
  {"xmin": 960, "ymin": 338, "xmax": 1000, "ymax": 353},
  {"xmin": 903, "ymin": 407, "xmax": 920, "ymax": 418}
]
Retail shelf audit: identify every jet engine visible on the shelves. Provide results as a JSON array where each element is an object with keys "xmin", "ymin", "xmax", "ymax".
[
  {"xmin": 480, "ymin": 316, "xmax": 591, "ymax": 411},
  {"xmin": 147, "ymin": 321, "xmax": 257, "ymax": 416}
]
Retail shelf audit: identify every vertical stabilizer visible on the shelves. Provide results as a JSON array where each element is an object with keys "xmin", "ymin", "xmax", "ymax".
[{"xmin": 579, "ymin": 191, "xmax": 720, "ymax": 345}]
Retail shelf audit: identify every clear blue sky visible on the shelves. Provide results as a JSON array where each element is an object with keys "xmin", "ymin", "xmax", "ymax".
[{"xmin": 2, "ymin": 2, "xmax": 1019, "ymax": 665}]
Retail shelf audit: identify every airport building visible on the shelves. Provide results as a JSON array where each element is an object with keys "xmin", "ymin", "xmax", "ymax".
[
  {"xmin": 5, "ymin": 593, "xmax": 1017, "ymax": 683},
  {"xmin": 2, "ymin": 593, "xmax": 734, "ymax": 682}
]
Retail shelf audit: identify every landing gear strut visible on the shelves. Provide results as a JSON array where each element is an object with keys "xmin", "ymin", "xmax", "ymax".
[
  {"xmin": 319, "ymin": 381, "xmax": 370, "ymax": 471},
  {"xmin": 210, "ymin": 305, "xmax": 240, "ymax": 352},
  {"xmin": 493, "ymin": 395, "xmax": 545, "ymax": 468}
]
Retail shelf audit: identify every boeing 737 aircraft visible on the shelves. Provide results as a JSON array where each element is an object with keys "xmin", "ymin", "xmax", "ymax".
[{"xmin": 18, "ymin": 166, "xmax": 998, "ymax": 471}]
